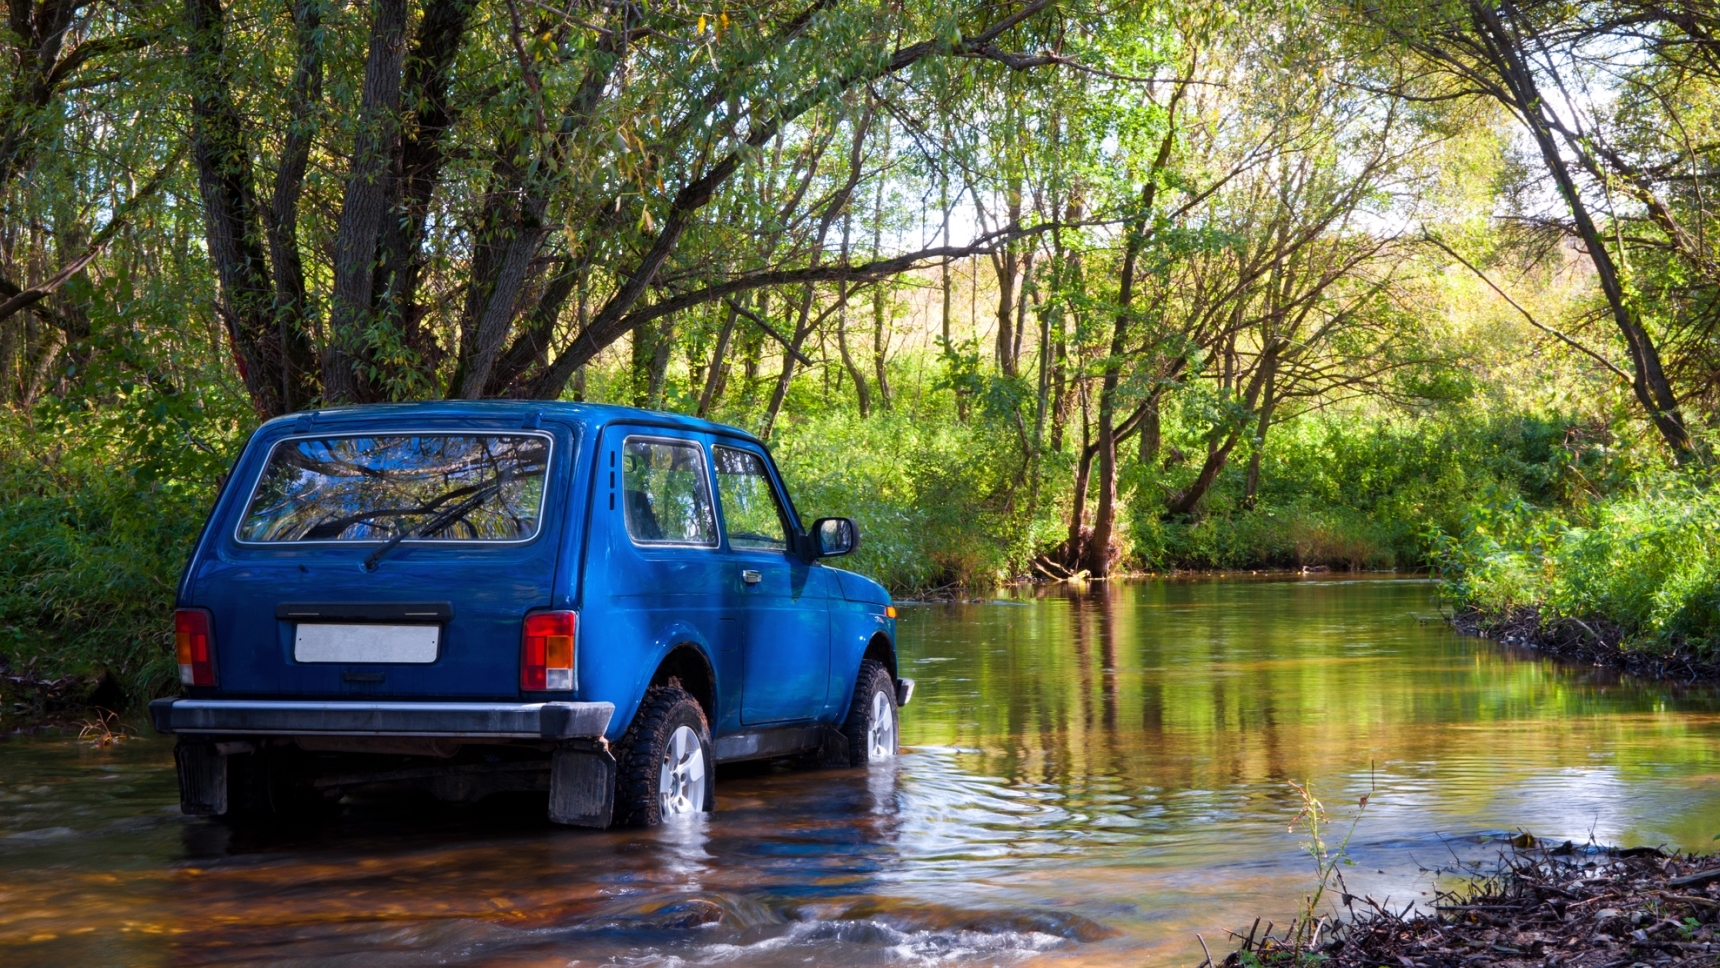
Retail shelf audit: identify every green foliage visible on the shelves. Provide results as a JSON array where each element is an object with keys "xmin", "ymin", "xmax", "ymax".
[
  {"xmin": 1432, "ymin": 456, "xmax": 1720, "ymax": 658},
  {"xmin": 0, "ymin": 386, "xmax": 248, "ymax": 697},
  {"xmin": 771, "ymin": 395, "xmax": 1062, "ymax": 592},
  {"xmin": 1125, "ymin": 409, "xmax": 1597, "ymax": 572}
]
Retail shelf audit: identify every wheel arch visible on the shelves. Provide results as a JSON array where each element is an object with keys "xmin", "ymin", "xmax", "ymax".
[
  {"xmin": 646, "ymin": 642, "xmax": 717, "ymax": 728},
  {"xmin": 863, "ymin": 632, "xmax": 897, "ymax": 681}
]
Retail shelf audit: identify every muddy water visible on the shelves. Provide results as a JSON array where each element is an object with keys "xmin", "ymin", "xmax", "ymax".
[{"xmin": 2, "ymin": 578, "xmax": 1718, "ymax": 967}]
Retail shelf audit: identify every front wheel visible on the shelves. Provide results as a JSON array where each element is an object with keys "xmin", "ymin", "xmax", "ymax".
[
  {"xmin": 615, "ymin": 683, "xmax": 714, "ymax": 826},
  {"xmin": 840, "ymin": 660, "xmax": 899, "ymax": 766}
]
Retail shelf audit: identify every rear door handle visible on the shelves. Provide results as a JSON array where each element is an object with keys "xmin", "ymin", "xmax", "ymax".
[{"xmin": 741, "ymin": 569, "xmax": 762, "ymax": 585}]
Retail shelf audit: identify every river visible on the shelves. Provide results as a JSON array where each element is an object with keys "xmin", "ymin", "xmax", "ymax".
[{"xmin": 1, "ymin": 577, "xmax": 1717, "ymax": 966}]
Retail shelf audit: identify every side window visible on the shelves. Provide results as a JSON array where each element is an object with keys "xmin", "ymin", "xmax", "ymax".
[
  {"xmin": 621, "ymin": 437, "xmax": 717, "ymax": 546},
  {"xmin": 713, "ymin": 446, "xmax": 790, "ymax": 552}
]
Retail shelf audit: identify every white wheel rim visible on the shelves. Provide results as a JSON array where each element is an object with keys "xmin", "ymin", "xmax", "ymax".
[
  {"xmin": 868, "ymin": 689, "xmax": 897, "ymax": 760},
  {"xmin": 658, "ymin": 724, "xmax": 707, "ymax": 817}
]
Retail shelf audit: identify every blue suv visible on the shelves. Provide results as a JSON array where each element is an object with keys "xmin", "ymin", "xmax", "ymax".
[{"xmin": 151, "ymin": 402, "xmax": 910, "ymax": 827}]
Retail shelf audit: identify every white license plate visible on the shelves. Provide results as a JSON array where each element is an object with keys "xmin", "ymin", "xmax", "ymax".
[{"xmin": 294, "ymin": 624, "xmax": 440, "ymax": 664}]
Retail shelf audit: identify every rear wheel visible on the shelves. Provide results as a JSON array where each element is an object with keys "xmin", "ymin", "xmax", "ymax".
[
  {"xmin": 615, "ymin": 683, "xmax": 713, "ymax": 826},
  {"xmin": 840, "ymin": 660, "xmax": 898, "ymax": 766}
]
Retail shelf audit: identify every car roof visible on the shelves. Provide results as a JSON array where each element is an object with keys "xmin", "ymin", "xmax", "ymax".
[{"xmin": 256, "ymin": 401, "xmax": 766, "ymax": 446}]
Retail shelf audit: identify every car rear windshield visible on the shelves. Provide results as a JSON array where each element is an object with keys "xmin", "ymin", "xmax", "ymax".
[{"xmin": 237, "ymin": 434, "xmax": 550, "ymax": 543}]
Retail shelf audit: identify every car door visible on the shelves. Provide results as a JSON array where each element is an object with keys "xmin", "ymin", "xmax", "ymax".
[
  {"xmin": 584, "ymin": 429, "xmax": 740, "ymax": 727},
  {"xmin": 711, "ymin": 441, "xmax": 830, "ymax": 725}
]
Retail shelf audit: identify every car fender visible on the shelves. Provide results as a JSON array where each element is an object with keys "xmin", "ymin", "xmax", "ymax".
[
  {"xmin": 822, "ymin": 598, "xmax": 891, "ymax": 718},
  {"xmin": 609, "ymin": 620, "xmax": 719, "ymax": 741}
]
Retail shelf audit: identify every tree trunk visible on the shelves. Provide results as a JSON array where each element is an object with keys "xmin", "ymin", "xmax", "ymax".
[
  {"xmin": 370, "ymin": 0, "xmax": 478, "ymax": 384},
  {"xmin": 761, "ymin": 286, "xmax": 816, "ymax": 438},
  {"xmin": 872, "ymin": 283, "xmax": 891, "ymax": 411},
  {"xmin": 453, "ymin": 198, "xmax": 548, "ymax": 399},
  {"xmin": 0, "ymin": 0, "xmax": 84, "ymax": 200},
  {"xmin": 185, "ymin": 0, "xmax": 283, "ymax": 417},
  {"xmin": 486, "ymin": 257, "xmax": 579, "ymax": 396},
  {"xmin": 1165, "ymin": 344, "xmax": 1275, "ymax": 516},
  {"xmin": 263, "ymin": 0, "xmax": 326, "ymax": 413},
  {"xmin": 697, "ymin": 304, "xmax": 736, "ymax": 417},
  {"xmin": 939, "ymin": 143, "xmax": 953, "ymax": 354},
  {"xmin": 647, "ymin": 319, "xmax": 673, "ymax": 406},
  {"xmin": 836, "ymin": 213, "xmax": 870, "ymax": 416},
  {"xmin": 1164, "ymin": 433, "xmax": 1242, "ymax": 517},
  {"xmin": 1466, "ymin": 2, "xmax": 1691, "ymax": 458},
  {"xmin": 869, "ymin": 121, "xmax": 892, "ymax": 412},
  {"xmin": 1242, "ymin": 367, "xmax": 1276, "ymax": 510},
  {"xmin": 993, "ymin": 243, "xmax": 1018, "ymax": 378},
  {"xmin": 323, "ymin": 0, "xmax": 408, "ymax": 404},
  {"xmin": 1139, "ymin": 396, "xmax": 1160, "ymax": 465},
  {"xmin": 1086, "ymin": 184, "xmax": 1154, "ymax": 578},
  {"xmin": 1065, "ymin": 389, "xmax": 1093, "ymax": 569},
  {"xmin": 1012, "ymin": 248, "xmax": 1032, "ymax": 371},
  {"xmin": 630, "ymin": 319, "xmax": 656, "ymax": 408},
  {"xmin": 1086, "ymin": 78, "xmax": 1181, "ymax": 574}
]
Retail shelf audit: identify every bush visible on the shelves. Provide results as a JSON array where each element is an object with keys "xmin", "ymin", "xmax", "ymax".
[
  {"xmin": 1125, "ymin": 408, "xmax": 1592, "ymax": 572},
  {"xmin": 1434, "ymin": 477, "xmax": 1720, "ymax": 657},
  {"xmin": 771, "ymin": 406, "xmax": 1062, "ymax": 591},
  {"xmin": 0, "ymin": 387, "xmax": 246, "ymax": 698}
]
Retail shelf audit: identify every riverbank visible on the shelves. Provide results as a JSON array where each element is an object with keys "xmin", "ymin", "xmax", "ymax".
[
  {"xmin": 1213, "ymin": 845, "xmax": 1720, "ymax": 968},
  {"xmin": 0, "ymin": 663, "xmax": 126, "ymax": 734},
  {"xmin": 1454, "ymin": 607, "xmax": 1720, "ymax": 685}
]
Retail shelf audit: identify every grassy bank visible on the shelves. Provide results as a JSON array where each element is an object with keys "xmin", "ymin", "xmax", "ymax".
[{"xmin": 1429, "ymin": 452, "xmax": 1720, "ymax": 669}]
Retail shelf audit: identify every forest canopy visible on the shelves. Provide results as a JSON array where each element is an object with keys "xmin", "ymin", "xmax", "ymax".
[{"xmin": 5, "ymin": 0, "xmax": 1720, "ymax": 691}]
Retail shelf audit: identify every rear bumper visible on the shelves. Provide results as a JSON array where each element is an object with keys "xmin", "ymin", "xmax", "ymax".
[{"xmin": 150, "ymin": 698, "xmax": 613, "ymax": 740}]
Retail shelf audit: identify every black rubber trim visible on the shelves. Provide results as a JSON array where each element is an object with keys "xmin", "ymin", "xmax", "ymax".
[{"xmin": 274, "ymin": 602, "xmax": 454, "ymax": 622}]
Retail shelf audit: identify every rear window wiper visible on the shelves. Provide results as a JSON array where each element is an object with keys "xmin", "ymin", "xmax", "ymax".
[{"xmin": 362, "ymin": 475, "xmax": 513, "ymax": 571}]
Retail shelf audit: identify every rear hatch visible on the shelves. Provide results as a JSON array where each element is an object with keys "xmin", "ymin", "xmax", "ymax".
[{"xmin": 181, "ymin": 411, "xmax": 580, "ymax": 700}]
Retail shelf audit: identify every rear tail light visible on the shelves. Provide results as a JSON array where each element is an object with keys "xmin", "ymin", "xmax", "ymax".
[
  {"xmin": 521, "ymin": 610, "xmax": 576, "ymax": 691},
  {"xmin": 175, "ymin": 609, "xmax": 217, "ymax": 687}
]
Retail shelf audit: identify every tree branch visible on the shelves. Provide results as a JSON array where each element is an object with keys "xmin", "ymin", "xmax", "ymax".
[{"xmin": 1422, "ymin": 232, "xmax": 1633, "ymax": 386}]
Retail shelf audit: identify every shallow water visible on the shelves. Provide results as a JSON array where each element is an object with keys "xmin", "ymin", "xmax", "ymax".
[{"xmin": 2, "ymin": 577, "xmax": 1717, "ymax": 966}]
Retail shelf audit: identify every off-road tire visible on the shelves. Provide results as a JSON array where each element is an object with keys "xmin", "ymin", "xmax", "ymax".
[
  {"xmin": 839, "ymin": 660, "xmax": 898, "ymax": 766},
  {"xmin": 614, "ymin": 683, "xmax": 714, "ymax": 826}
]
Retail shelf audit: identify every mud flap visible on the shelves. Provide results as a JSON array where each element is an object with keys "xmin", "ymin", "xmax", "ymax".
[
  {"xmin": 548, "ymin": 745, "xmax": 615, "ymax": 828},
  {"xmin": 818, "ymin": 726, "xmax": 851, "ymax": 767},
  {"xmin": 174, "ymin": 741, "xmax": 228, "ymax": 816}
]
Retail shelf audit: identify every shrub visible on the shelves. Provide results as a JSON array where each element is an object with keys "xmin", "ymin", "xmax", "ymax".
[
  {"xmin": 0, "ymin": 388, "xmax": 246, "ymax": 698},
  {"xmin": 771, "ymin": 406, "xmax": 1062, "ymax": 591},
  {"xmin": 1435, "ymin": 479, "xmax": 1720, "ymax": 657}
]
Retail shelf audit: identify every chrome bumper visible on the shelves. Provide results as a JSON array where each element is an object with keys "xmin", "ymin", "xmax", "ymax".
[{"xmin": 150, "ymin": 698, "xmax": 614, "ymax": 740}]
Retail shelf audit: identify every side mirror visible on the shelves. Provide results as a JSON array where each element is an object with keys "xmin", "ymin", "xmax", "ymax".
[{"xmin": 806, "ymin": 517, "xmax": 858, "ymax": 559}]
